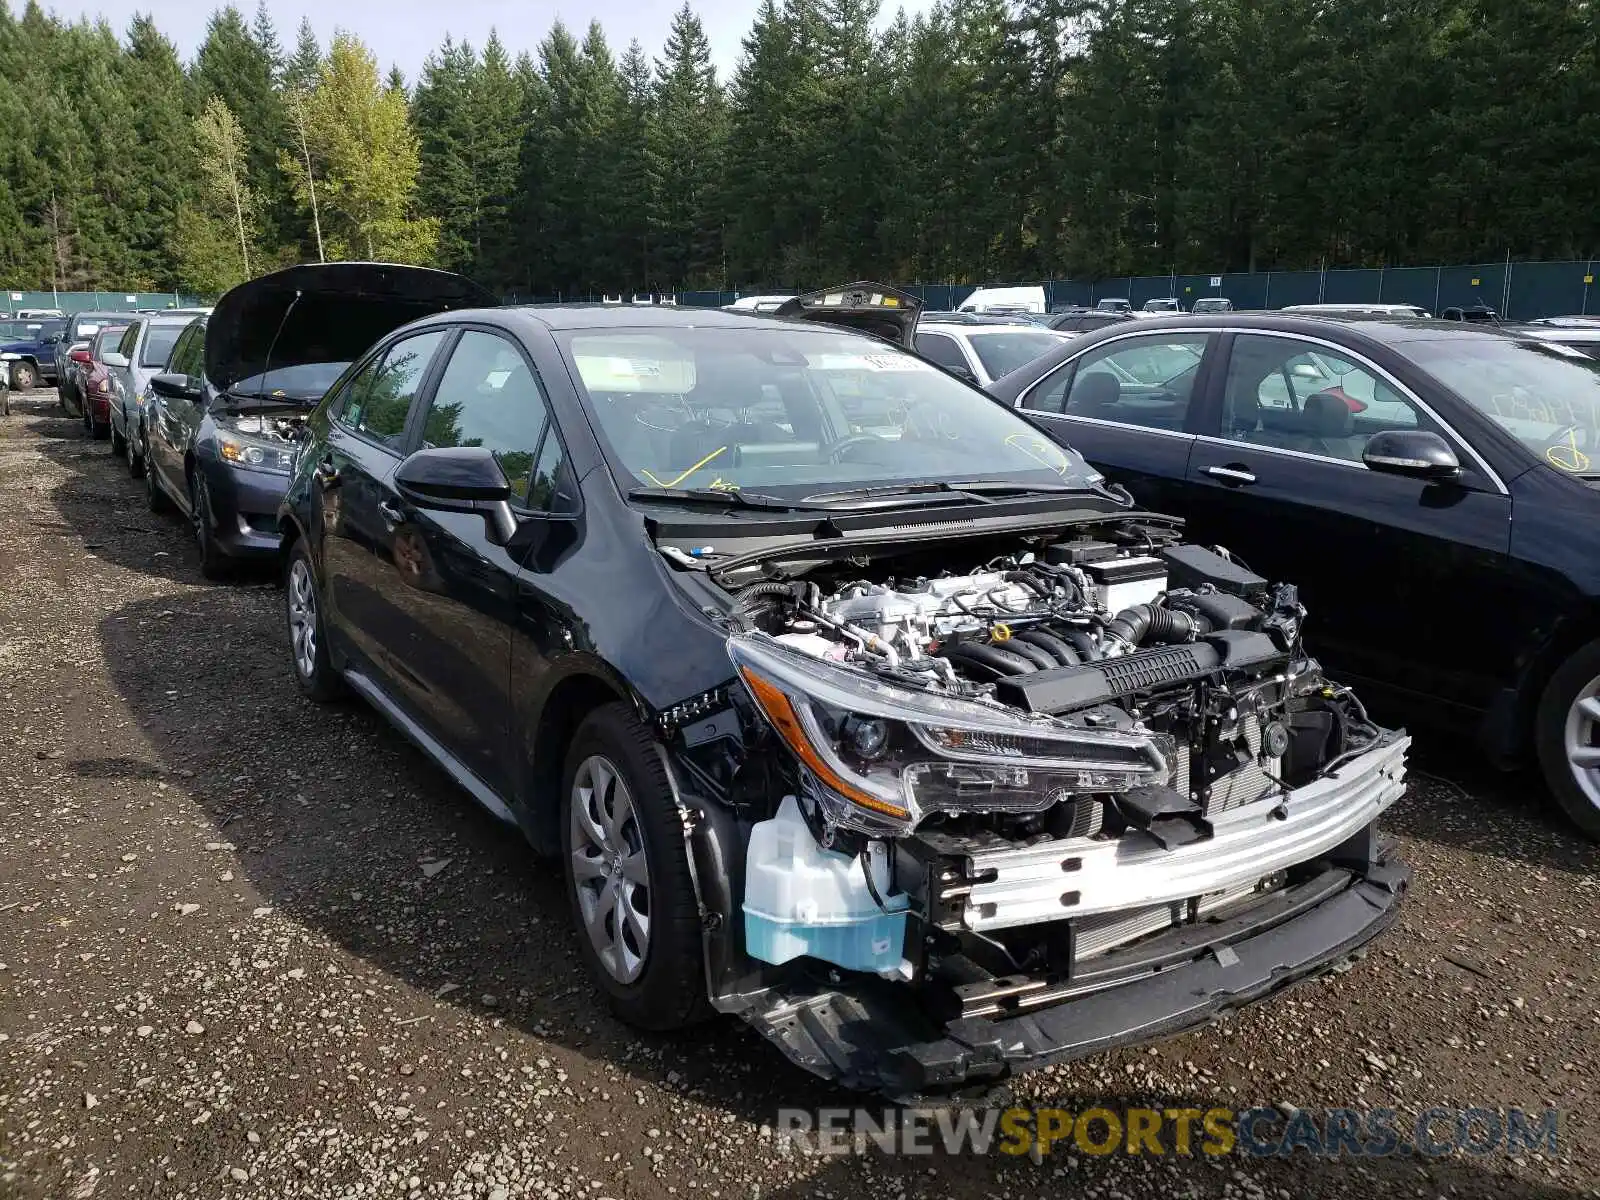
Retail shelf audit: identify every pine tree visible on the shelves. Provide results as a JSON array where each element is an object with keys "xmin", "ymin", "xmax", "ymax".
[
  {"xmin": 613, "ymin": 40, "xmax": 655, "ymax": 288},
  {"xmin": 120, "ymin": 14, "xmax": 196, "ymax": 289},
  {"xmin": 284, "ymin": 17, "xmax": 322, "ymax": 91},
  {"xmin": 647, "ymin": 5, "xmax": 726, "ymax": 289}
]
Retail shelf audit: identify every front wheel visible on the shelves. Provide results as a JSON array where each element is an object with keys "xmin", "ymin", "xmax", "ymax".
[
  {"xmin": 125, "ymin": 423, "xmax": 143, "ymax": 477},
  {"xmin": 561, "ymin": 703, "xmax": 709, "ymax": 1031},
  {"xmin": 11, "ymin": 361, "xmax": 35, "ymax": 391},
  {"xmin": 190, "ymin": 473, "xmax": 229, "ymax": 580},
  {"xmin": 110, "ymin": 420, "xmax": 126, "ymax": 456},
  {"xmin": 1535, "ymin": 638, "xmax": 1600, "ymax": 840},
  {"xmin": 285, "ymin": 540, "xmax": 344, "ymax": 702}
]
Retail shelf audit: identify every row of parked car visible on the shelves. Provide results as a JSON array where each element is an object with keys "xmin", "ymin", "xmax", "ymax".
[{"xmin": 37, "ymin": 265, "xmax": 1600, "ymax": 1100}]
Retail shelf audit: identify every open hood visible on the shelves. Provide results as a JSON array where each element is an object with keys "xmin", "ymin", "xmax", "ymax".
[
  {"xmin": 206, "ymin": 263, "xmax": 498, "ymax": 394},
  {"xmin": 773, "ymin": 282, "xmax": 922, "ymax": 347}
]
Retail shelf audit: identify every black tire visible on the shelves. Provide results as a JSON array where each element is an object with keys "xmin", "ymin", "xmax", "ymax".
[
  {"xmin": 11, "ymin": 361, "xmax": 35, "ymax": 391},
  {"xmin": 1534, "ymin": 638, "xmax": 1600, "ymax": 840},
  {"xmin": 190, "ymin": 473, "xmax": 229, "ymax": 580},
  {"xmin": 560, "ymin": 702, "xmax": 710, "ymax": 1031},
  {"xmin": 284, "ymin": 538, "xmax": 345, "ymax": 702},
  {"xmin": 144, "ymin": 441, "xmax": 171, "ymax": 512},
  {"xmin": 110, "ymin": 421, "xmax": 126, "ymax": 457},
  {"xmin": 125, "ymin": 423, "xmax": 144, "ymax": 478}
]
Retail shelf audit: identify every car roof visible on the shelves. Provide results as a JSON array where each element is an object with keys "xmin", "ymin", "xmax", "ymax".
[
  {"xmin": 509, "ymin": 304, "xmax": 820, "ymax": 332},
  {"xmin": 1048, "ymin": 309, "xmax": 1555, "ymax": 347},
  {"xmin": 921, "ymin": 319, "xmax": 1052, "ymax": 336}
]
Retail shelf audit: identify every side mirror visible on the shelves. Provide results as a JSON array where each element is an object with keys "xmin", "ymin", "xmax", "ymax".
[
  {"xmin": 395, "ymin": 446, "xmax": 519, "ymax": 545},
  {"xmin": 1363, "ymin": 430, "xmax": 1461, "ymax": 481},
  {"xmin": 1291, "ymin": 363, "xmax": 1322, "ymax": 379},
  {"xmin": 101, "ymin": 351, "xmax": 129, "ymax": 369},
  {"xmin": 947, "ymin": 364, "xmax": 979, "ymax": 385},
  {"xmin": 151, "ymin": 372, "xmax": 198, "ymax": 401}
]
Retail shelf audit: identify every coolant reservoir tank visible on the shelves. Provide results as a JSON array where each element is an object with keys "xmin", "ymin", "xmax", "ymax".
[{"xmin": 743, "ymin": 796, "xmax": 910, "ymax": 978}]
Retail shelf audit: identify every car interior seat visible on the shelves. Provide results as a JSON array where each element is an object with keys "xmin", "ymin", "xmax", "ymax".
[{"xmin": 1069, "ymin": 370, "xmax": 1121, "ymax": 419}]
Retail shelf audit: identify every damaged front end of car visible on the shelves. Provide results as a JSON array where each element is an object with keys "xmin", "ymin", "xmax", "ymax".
[{"xmin": 658, "ymin": 523, "xmax": 1409, "ymax": 1098}]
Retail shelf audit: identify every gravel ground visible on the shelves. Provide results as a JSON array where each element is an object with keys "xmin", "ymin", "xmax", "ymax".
[{"xmin": 1, "ymin": 388, "xmax": 1597, "ymax": 1200}]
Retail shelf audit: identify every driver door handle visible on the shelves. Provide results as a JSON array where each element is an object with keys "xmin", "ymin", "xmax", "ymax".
[
  {"xmin": 314, "ymin": 455, "xmax": 341, "ymax": 490},
  {"xmin": 1205, "ymin": 464, "xmax": 1257, "ymax": 486},
  {"xmin": 378, "ymin": 499, "xmax": 406, "ymax": 525}
]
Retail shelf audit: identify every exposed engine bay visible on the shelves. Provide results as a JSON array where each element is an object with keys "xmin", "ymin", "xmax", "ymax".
[{"xmin": 691, "ymin": 520, "xmax": 1409, "ymax": 1090}]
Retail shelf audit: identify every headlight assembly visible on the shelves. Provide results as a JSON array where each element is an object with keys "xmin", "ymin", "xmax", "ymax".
[
  {"xmin": 218, "ymin": 432, "xmax": 294, "ymax": 474},
  {"xmin": 728, "ymin": 633, "xmax": 1170, "ymax": 835}
]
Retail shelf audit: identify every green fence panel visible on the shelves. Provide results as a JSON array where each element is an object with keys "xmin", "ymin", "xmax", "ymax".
[
  {"xmin": 1507, "ymin": 260, "xmax": 1595, "ymax": 320},
  {"xmin": 1320, "ymin": 269, "xmax": 1380, "ymax": 304},
  {"xmin": 1436, "ymin": 263, "xmax": 1506, "ymax": 315}
]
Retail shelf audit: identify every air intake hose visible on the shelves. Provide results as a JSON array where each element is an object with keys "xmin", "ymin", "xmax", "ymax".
[
  {"xmin": 941, "ymin": 641, "xmax": 1040, "ymax": 679},
  {"xmin": 1011, "ymin": 628, "xmax": 1081, "ymax": 666},
  {"xmin": 1104, "ymin": 603, "xmax": 1199, "ymax": 649}
]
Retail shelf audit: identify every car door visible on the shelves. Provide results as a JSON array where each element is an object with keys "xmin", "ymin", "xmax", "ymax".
[
  {"xmin": 317, "ymin": 328, "xmax": 450, "ymax": 682},
  {"xmin": 1181, "ymin": 331, "xmax": 1513, "ymax": 712},
  {"xmin": 371, "ymin": 328, "xmax": 563, "ymax": 796},
  {"xmin": 1013, "ymin": 330, "xmax": 1216, "ymax": 516},
  {"xmin": 148, "ymin": 322, "xmax": 204, "ymax": 494},
  {"xmin": 110, "ymin": 322, "xmax": 140, "ymax": 425}
]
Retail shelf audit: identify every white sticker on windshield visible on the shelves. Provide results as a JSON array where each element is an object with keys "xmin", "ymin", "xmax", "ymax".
[{"xmin": 811, "ymin": 352, "xmax": 933, "ymax": 373}]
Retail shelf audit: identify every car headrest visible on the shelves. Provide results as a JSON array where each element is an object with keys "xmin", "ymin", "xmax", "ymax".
[
  {"xmin": 1304, "ymin": 391, "xmax": 1354, "ymax": 437},
  {"xmin": 1229, "ymin": 389, "xmax": 1262, "ymax": 433},
  {"xmin": 1073, "ymin": 371, "xmax": 1120, "ymax": 413}
]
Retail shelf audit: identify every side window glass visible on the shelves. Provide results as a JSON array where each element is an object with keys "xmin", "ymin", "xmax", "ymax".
[
  {"xmin": 915, "ymin": 333, "xmax": 968, "ymax": 372},
  {"xmin": 330, "ymin": 359, "xmax": 379, "ymax": 427},
  {"xmin": 1223, "ymin": 335, "xmax": 1428, "ymax": 462},
  {"xmin": 118, "ymin": 325, "xmax": 139, "ymax": 357},
  {"xmin": 1050, "ymin": 335, "xmax": 1208, "ymax": 430},
  {"xmin": 173, "ymin": 325, "xmax": 205, "ymax": 377},
  {"xmin": 421, "ymin": 330, "xmax": 554, "ymax": 505},
  {"xmin": 527, "ymin": 428, "xmax": 573, "ymax": 512},
  {"xmin": 1023, "ymin": 363, "xmax": 1074, "ymax": 414},
  {"xmin": 352, "ymin": 330, "xmax": 447, "ymax": 450}
]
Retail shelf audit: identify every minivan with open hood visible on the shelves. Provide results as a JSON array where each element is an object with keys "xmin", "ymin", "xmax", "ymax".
[{"xmin": 142, "ymin": 263, "xmax": 497, "ymax": 577}]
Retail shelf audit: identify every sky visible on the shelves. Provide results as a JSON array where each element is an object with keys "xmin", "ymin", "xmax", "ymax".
[{"xmin": 45, "ymin": 0, "xmax": 937, "ymax": 80}]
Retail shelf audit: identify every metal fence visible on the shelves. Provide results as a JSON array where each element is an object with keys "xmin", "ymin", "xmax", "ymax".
[
  {"xmin": 2, "ymin": 288, "xmax": 208, "ymax": 315},
  {"xmin": 13, "ymin": 258, "xmax": 1598, "ymax": 321},
  {"xmin": 688, "ymin": 259, "xmax": 1600, "ymax": 320}
]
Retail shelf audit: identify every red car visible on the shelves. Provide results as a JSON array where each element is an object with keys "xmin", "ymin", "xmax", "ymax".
[{"xmin": 79, "ymin": 324, "xmax": 128, "ymax": 439}]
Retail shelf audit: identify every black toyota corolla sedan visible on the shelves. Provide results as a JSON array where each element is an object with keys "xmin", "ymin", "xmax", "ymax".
[
  {"xmin": 142, "ymin": 264, "xmax": 497, "ymax": 577},
  {"xmin": 278, "ymin": 283, "xmax": 1410, "ymax": 1096},
  {"xmin": 987, "ymin": 313, "xmax": 1600, "ymax": 838}
]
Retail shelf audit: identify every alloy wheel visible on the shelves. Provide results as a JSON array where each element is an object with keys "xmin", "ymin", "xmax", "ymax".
[
  {"xmin": 569, "ymin": 755, "xmax": 652, "ymax": 985},
  {"xmin": 1563, "ymin": 674, "xmax": 1600, "ymax": 813},
  {"xmin": 287, "ymin": 557, "xmax": 319, "ymax": 681}
]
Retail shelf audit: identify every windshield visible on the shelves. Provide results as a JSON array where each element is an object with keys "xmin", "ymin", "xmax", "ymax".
[
  {"xmin": 1407, "ymin": 338, "xmax": 1600, "ymax": 475},
  {"xmin": 0, "ymin": 320, "xmax": 58, "ymax": 341},
  {"xmin": 966, "ymin": 330, "xmax": 1065, "ymax": 379},
  {"xmin": 557, "ymin": 326, "xmax": 1102, "ymax": 496},
  {"xmin": 227, "ymin": 362, "xmax": 350, "ymax": 403},
  {"xmin": 141, "ymin": 325, "xmax": 183, "ymax": 368}
]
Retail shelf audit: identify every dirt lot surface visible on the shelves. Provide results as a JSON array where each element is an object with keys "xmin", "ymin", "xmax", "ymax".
[{"xmin": 1, "ymin": 389, "xmax": 1597, "ymax": 1200}]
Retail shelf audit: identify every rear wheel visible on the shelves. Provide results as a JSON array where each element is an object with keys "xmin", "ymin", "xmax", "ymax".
[
  {"xmin": 144, "ymin": 440, "xmax": 170, "ymax": 512},
  {"xmin": 1535, "ymin": 638, "xmax": 1600, "ymax": 840},
  {"xmin": 561, "ymin": 703, "xmax": 709, "ymax": 1031},
  {"xmin": 125, "ymin": 423, "xmax": 143, "ymax": 477}
]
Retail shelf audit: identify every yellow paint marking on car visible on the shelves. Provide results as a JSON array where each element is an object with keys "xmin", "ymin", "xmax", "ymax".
[{"xmin": 639, "ymin": 445, "xmax": 728, "ymax": 489}]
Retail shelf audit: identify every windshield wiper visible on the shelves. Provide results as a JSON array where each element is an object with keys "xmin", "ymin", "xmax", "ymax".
[
  {"xmin": 943, "ymin": 478, "xmax": 1095, "ymax": 495},
  {"xmin": 627, "ymin": 486, "xmax": 810, "ymax": 511}
]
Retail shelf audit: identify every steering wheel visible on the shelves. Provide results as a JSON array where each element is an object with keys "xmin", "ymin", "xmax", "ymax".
[{"xmin": 826, "ymin": 434, "xmax": 888, "ymax": 462}]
